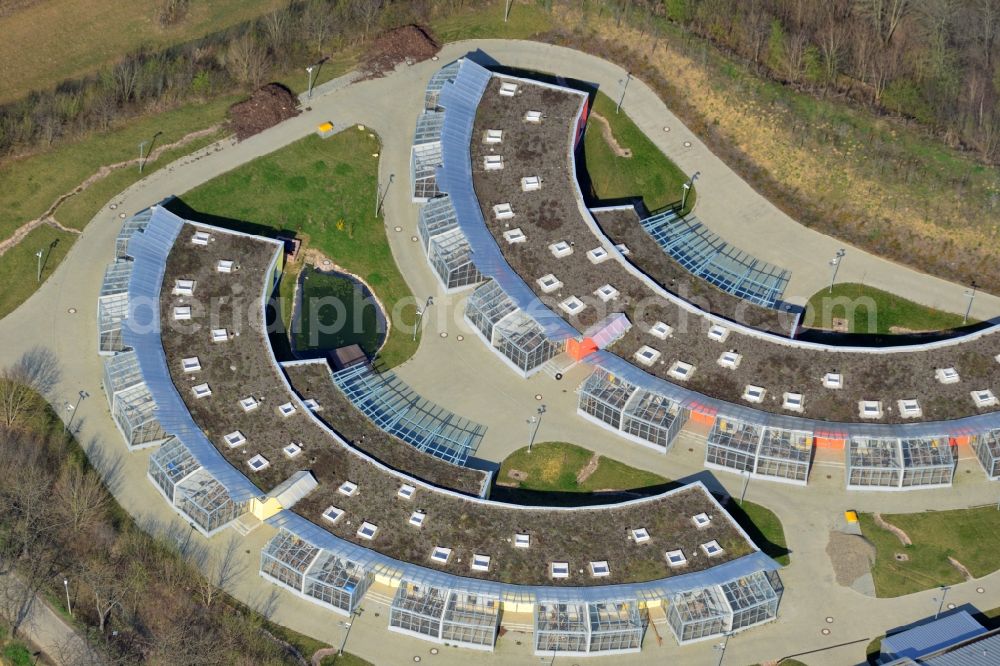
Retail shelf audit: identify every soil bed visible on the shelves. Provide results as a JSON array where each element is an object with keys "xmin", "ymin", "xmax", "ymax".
[
  {"xmin": 228, "ymin": 83, "xmax": 300, "ymax": 141},
  {"xmin": 361, "ymin": 25, "xmax": 439, "ymax": 79}
]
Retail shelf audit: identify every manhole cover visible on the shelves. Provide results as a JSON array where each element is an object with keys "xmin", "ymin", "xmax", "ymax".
[
  {"xmin": 456, "ymin": 335, "xmax": 464, "ymax": 341},
  {"xmin": 429, "ymin": 648, "xmax": 439, "ymax": 655},
  {"xmin": 947, "ymin": 603, "xmax": 956, "ymax": 609},
  {"xmin": 821, "ymin": 628, "xmax": 831, "ymax": 636},
  {"xmin": 394, "ymin": 226, "xmax": 402, "ymax": 232},
  {"xmin": 535, "ymin": 394, "xmax": 543, "ymax": 401},
  {"xmin": 67, "ymin": 307, "xmax": 77, "ymax": 314},
  {"xmin": 413, "ymin": 658, "xmax": 421, "ymax": 663},
  {"xmin": 894, "ymin": 553, "xmax": 909, "ymax": 562},
  {"xmin": 825, "ymin": 617, "xmax": 834, "ymax": 623},
  {"xmin": 109, "ymin": 203, "xmax": 117, "ymax": 210},
  {"xmin": 431, "ymin": 55, "xmax": 439, "ymax": 61},
  {"xmin": 439, "ymin": 332, "xmax": 448, "ymax": 338},
  {"xmin": 322, "ymin": 260, "xmax": 331, "ymax": 266},
  {"xmin": 119, "ymin": 212, "xmax": 127, "ymax": 218},
  {"xmin": 411, "ymin": 236, "xmax": 419, "ymax": 242},
  {"xmin": 978, "ymin": 587, "xmax": 985, "ymax": 594},
  {"xmin": 663, "ymin": 126, "xmax": 670, "ymax": 132},
  {"xmin": 683, "ymin": 141, "xmax": 692, "ymax": 148}
]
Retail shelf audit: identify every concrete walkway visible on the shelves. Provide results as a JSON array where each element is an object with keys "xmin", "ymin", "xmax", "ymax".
[
  {"xmin": 0, "ymin": 40, "xmax": 998, "ymax": 666},
  {"xmin": 0, "ymin": 575, "xmax": 99, "ymax": 665}
]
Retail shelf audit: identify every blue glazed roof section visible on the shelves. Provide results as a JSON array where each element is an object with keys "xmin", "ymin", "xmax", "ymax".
[{"xmin": 882, "ymin": 611, "xmax": 987, "ymax": 661}]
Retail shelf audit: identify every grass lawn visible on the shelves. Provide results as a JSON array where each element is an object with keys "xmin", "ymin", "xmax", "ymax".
[
  {"xmin": 496, "ymin": 442, "xmax": 789, "ymax": 562},
  {"xmin": 1, "ymin": 641, "xmax": 33, "ymax": 666},
  {"xmin": 804, "ymin": 283, "xmax": 971, "ymax": 334},
  {"xmin": 431, "ymin": 1, "xmax": 554, "ymax": 42},
  {"xmin": 0, "ymin": 0, "xmax": 287, "ymax": 104},
  {"xmin": 177, "ymin": 130, "xmax": 418, "ymax": 368},
  {"xmin": 320, "ymin": 654, "xmax": 375, "ymax": 666},
  {"xmin": 0, "ymin": 225, "xmax": 76, "ymax": 319},
  {"xmin": 858, "ymin": 507, "xmax": 1000, "ymax": 597},
  {"xmin": 582, "ymin": 91, "xmax": 694, "ymax": 214},
  {"xmin": 294, "ymin": 267, "xmax": 382, "ymax": 357}
]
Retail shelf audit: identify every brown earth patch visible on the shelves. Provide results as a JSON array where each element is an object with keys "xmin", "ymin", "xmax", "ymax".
[
  {"xmin": 227, "ymin": 83, "xmax": 300, "ymax": 141},
  {"xmin": 576, "ymin": 453, "xmax": 601, "ymax": 484},
  {"xmin": 361, "ymin": 25, "xmax": 439, "ymax": 79},
  {"xmin": 874, "ymin": 513, "xmax": 912, "ymax": 546},
  {"xmin": 590, "ymin": 112, "xmax": 632, "ymax": 157}
]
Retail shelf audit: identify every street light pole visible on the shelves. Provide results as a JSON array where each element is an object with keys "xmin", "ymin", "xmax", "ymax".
[
  {"xmin": 504, "ymin": 0, "xmax": 512, "ymax": 22},
  {"xmin": 376, "ymin": 173, "xmax": 394, "ymax": 218},
  {"xmin": 739, "ymin": 469, "xmax": 751, "ymax": 506},
  {"xmin": 828, "ymin": 249, "xmax": 846, "ymax": 294},
  {"xmin": 412, "ymin": 296, "xmax": 434, "ymax": 341},
  {"xmin": 713, "ymin": 632, "xmax": 732, "ymax": 666},
  {"xmin": 63, "ymin": 390, "xmax": 89, "ymax": 435},
  {"xmin": 306, "ymin": 65, "xmax": 316, "ymax": 99},
  {"xmin": 616, "ymin": 72, "xmax": 632, "ymax": 115},
  {"xmin": 63, "ymin": 578, "xmax": 72, "ymax": 617},
  {"xmin": 35, "ymin": 249, "xmax": 44, "ymax": 282},
  {"xmin": 527, "ymin": 405, "xmax": 546, "ymax": 453},
  {"xmin": 934, "ymin": 586, "xmax": 950, "ymax": 619},
  {"xmin": 681, "ymin": 171, "xmax": 700, "ymax": 212},
  {"xmin": 138, "ymin": 141, "xmax": 147, "ymax": 174},
  {"xmin": 964, "ymin": 282, "xmax": 977, "ymax": 324}
]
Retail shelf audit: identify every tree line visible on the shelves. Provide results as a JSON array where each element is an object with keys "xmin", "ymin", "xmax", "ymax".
[{"xmin": 0, "ymin": 350, "xmax": 312, "ymax": 665}]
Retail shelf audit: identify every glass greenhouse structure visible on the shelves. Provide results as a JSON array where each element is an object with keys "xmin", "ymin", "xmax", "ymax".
[
  {"xmin": 411, "ymin": 111, "xmax": 444, "ymax": 202},
  {"xmin": 103, "ymin": 350, "xmax": 143, "ymax": 409},
  {"xmin": 425, "ymin": 60, "xmax": 461, "ymax": 110},
  {"xmin": 98, "ymin": 261, "xmax": 132, "ymax": 355},
  {"xmin": 666, "ymin": 571, "xmax": 780, "ymax": 644},
  {"xmin": 111, "ymin": 383, "xmax": 167, "ymax": 450},
  {"xmin": 972, "ymin": 429, "xmax": 1000, "ymax": 479},
  {"xmin": 115, "ymin": 207, "xmax": 152, "ymax": 259},
  {"xmin": 846, "ymin": 436, "xmax": 956, "ymax": 489},
  {"xmin": 332, "ymin": 363, "xmax": 486, "ymax": 465},
  {"xmin": 705, "ymin": 417, "xmax": 813, "ymax": 485},
  {"xmin": 417, "ymin": 196, "xmax": 482, "ymax": 291},
  {"xmin": 260, "ymin": 530, "xmax": 372, "ymax": 615},
  {"xmin": 534, "ymin": 600, "xmax": 643, "ymax": 656},
  {"xmin": 389, "ymin": 580, "xmax": 500, "ymax": 651},
  {"xmin": 148, "ymin": 439, "xmax": 242, "ymax": 535},
  {"xmin": 577, "ymin": 369, "xmax": 689, "ymax": 452},
  {"xmin": 465, "ymin": 281, "xmax": 559, "ymax": 376}
]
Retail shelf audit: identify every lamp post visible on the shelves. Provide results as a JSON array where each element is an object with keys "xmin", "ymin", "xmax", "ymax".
[
  {"xmin": 138, "ymin": 141, "xmax": 147, "ymax": 174},
  {"xmin": 375, "ymin": 173, "xmax": 394, "ymax": 218},
  {"xmin": 616, "ymin": 72, "xmax": 632, "ymax": 115},
  {"xmin": 64, "ymin": 390, "xmax": 89, "ymax": 435},
  {"xmin": 681, "ymin": 171, "xmax": 700, "ymax": 212},
  {"xmin": 713, "ymin": 632, "xmax": 732, "ymax": 666},
  {"xmin": 63, "ymin": 578, "xmax": 72, "ymax": 617},
  {"xmin": 828, "ymin": 249, "xmax": 846, "ymax": 294},
  {"xmin": 504, "ymin": 0, "xmax": 512, "ymax": 22},
  {"xmin": 739, "ymin": 469, "xmax": 751, "ymax": 506},
  {"xmin": 413, "ymin": 296, "xmax": 434, "ymax": 341},
  {"xmin": 933, "ymin": 586, "xmax": 950, "ymax": 619},
  {"xmin": 306, "ymin": 65, "xmax": 316, "ymax": 99},
  {"xmin": 964, "ymin": 282, "xmax": 977, "ymax": 324},
  {"xmin": 527, "ymin": 404, "xmax": 546, "ymax": 453},
  {"xmin": 35, "ymin": 249, "xmax": 44, "ymax": 282}
]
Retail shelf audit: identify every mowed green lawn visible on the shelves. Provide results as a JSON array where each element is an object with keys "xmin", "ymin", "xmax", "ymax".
[
  {"xmin": 583, "ymin": 91, "xmax": 694, "ymax": 214},
  {"xmin": 860, "ymin": 507, "xmax": 1000, "ymax": 597},
  {"xmin": 804, "ymin": 283, "xmax": 971, "ymax": 334},
  {"xmin": 179, "ymin": 130, "xmax": 418, "ymax": 368}
]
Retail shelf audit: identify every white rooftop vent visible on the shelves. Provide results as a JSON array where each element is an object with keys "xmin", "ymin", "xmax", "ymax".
[
  {"xmin": 700, "ymin": 540, "xmax": 724, "ymax": 557},
  {"xmin": 192, "ymin": 383, "xmax": 212, "ymax": 399},
  {"xmin": 278, "ymin": 402, "xmax": 296, "ymax": 417},
  {"xmin": 485, "ymin": 129, "xmax": 503, "ymax": 144},
  {"xmin": 718, "ymin": 351, "xmax": 742, "ymax": 370},
  {"xmin": 521, "ymin": 176, "xmax": 541, "ymax": 192},
  {"xmin": 782, "ymin": 392, "xmax": 804, "ymax": 412},
  {"xmin": 972, "ymin": 389, "xmax": 999, "ymax": 408},
  {"xmin": 549, "ymin": 241, "xmax": 573, "ymax": 258},
  {"xmin": 692, "ymin": 513, "xmax": 711, "ymax": 529},
  {"xmin": 239, "ymin": 396, "xmax": 259, "ymax": 412},
  {"xmin": 594, "ymin": 284, "xmax": 619, "ymax": 303},
  {"xmin": 823, "ymin": 372, "xmax": 843, "ymax": 389},
  {"xmin": 537, "ymin": 274, "xmax": 563, "ymax": 293},
  {"xmin": 484, "ymin": 154, "xmax": 504, "ymax": 170},
  {"xmin": 615, "ymin": 243, "xmax": 630, "ymax": 256},
  {"xmin": 471, "ymin": 554, "xmax": 491, "ymax": 572},
  {"xmin": 499, "ymin": 81, "xmax": 518, "ymax": 96},
  {"xmin": 173, "ymin": 306, "xmax": 192, "ymax": 321},
  {"xmin": 217, "ymin": 260, "xmax": 234, "ymax": 273},
  {"xmin": 996, "ymin": 354, "xmax": 1000, "ymax": 365},
  {"xmin": 559, "ymin": 296, "xmax": 586, "ymax": 315},
  {"xmin": 173, "ymin": 279, "xmax": 195, "ymax": 296},
  {"xmin": 634, "ymin": 346, "xmax": 661, "ymax": 366},
  {"xmin": 665, "ymin": 549, "xmax": 687, "ymax": 567},
  {"xmin": 524, "ymin": 110, "xmax": 542, "ymax": 123},
  {"xmin": 859, "ymin": 400, "xmax": 884, "ymax": 419},
  {"xmin": 409, "ymin": 511, "xmax": 426, "ymax": 528},
  {"xmin": 631, "ymin": 527, "xmax": 650, "ymax": 543},
  {"xmin": 707, "ymin": 325, "xmax": 730, "ymax": 343},
  {"xmin": 493, "ymin": 203, "xmax": 514, "ymax": 220},
  {"xmin": 356, "ymin": 522, "xmax": 378, "ymax": 540},
  {"xmin": 590, "ymin": 561, "xmax": 610, "ymax": 577},
  {"xmin": 550, "ymin": 562, "xmax": 569, "ymax": 579},
  {"xmin": 397, "ymin": 484, "xmax": 416, "ymax": 500},
  {"xmin": 430, "ymin": 546, "xmax": 452, "ymax": 564},
  {"xmin": 338, "ymin": 481, "xmax": 358, "ymax": 497},
  {"xmin": 898, "ymin": 399, "xmax": 922, "ymax": 418},
  {"xmin": 743, "ymin": 384, "xmax": 767, "ymax": 403},
  {"xmin": 668, "ymin": 361, "xmax": 695, "ymax": 381},
  {"xmin": 211, "ymin": 328, "xmax": 229, "ymax": 343},
  {"xmin": 586, "ymin": 247, "xmax": 610, "ymax": 264},
  {"xmin": 303, "ymin": 398, "xmax": 321, "ymax": 411},
  {"xmin": 649, "ymin": 321, "xmax": 673, "ymax": 340},
  {"xmin": 936, "ymin": 367, "xmax": 960, "ymax": 384},
  {"xmin": 503, "ymin": 228, "xmax": 526, "ymax": 244},
  {"xmin": 514, "ymin": 533, "xmax": 530, "ymax": 549},
  {"xmin": 282, "ymin": 443, "xmax": 302, "ymax": 458},
  {"xmin": 247, "ymin": 454, "xmax": 269, "ymax": 472},
  {"xmin": 191, "ymin": 231, "xmax": 211, "ymax": 245},
  {"xmin": 322, "ymin": 506, "xmax": 344, "ymax": 524},
  {"xmin": 224, "ymin": 431, "xmax": 246, "ymax": 448}
]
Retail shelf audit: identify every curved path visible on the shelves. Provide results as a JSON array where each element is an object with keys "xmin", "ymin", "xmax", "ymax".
[{"xmin": 0, "ymin": 40, "xmax": 997, "ymax": 666}]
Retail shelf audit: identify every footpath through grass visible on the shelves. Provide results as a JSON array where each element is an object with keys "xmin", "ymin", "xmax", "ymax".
[
  {"xmin": 804, "ymin": 283, "xmax": 971, "ymax": 335},
  {"xmin": 496, "ymin": 442, "xmax": 789, "ymax": 562},
  {"xmin": 177, "ymin": 130, "xmax": 417, "ymax": 368},
  {"xmin": 582, "ymin": 91, "xmax": 693, "ymax": 214},
  {"xmin": 859, "ymin": 507, "xmax": 1000, "ymax": 597}
]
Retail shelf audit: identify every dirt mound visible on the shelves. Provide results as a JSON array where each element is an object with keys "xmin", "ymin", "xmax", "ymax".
[
  {"xmin": 361, "ymin": 25, "xmax": 440, "ymax": 79},
  {"xmin": 228, "ymin": 83, "xmax": 300, "ymax": 141}
]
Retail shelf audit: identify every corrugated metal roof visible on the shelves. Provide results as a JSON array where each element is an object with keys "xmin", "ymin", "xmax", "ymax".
[
  {"xmin": 919, "ymin": 630, "xmax": 1000, "ymax": 665},
  {"xmin": 882, "ymin": 611, "xmax": 987, "ymax": 661}
]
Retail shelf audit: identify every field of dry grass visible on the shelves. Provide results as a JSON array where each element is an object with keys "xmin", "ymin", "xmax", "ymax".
[{"xmin": 0, "ymin": 0, "xmax": 287, "ymax": 104}]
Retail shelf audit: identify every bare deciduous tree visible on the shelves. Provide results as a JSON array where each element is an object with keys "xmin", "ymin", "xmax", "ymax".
[
  {"xmin": 54, "ymin": 466, "xmax": 109, "ymax": 534},
  {"xmin": 226, "ymin": 34, "xmax": 270, "ymax": 89}
]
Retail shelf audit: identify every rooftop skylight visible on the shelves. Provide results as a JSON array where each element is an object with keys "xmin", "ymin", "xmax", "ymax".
[
  {"xmin": 277, "ymin": 402, "xmax": 296, "ymax": 417},
  {"xmin": 594, "ymin": 284, "xmax": 619, "ymax": 302},
  {"xmin": 615, "ymin": 243, "xmax": 630, "ymax": 256},
  {"xmin": 192, "ymin": 383, "xmax": 211, "ymax": 399},
  {"xmin": 537, "ymin": 274, "xmax": 563, "ymax": 293},
  {"xmin": 223, "ymin": 431, "xmax": 246, "ymax": 448},
  {"xmin": 700, "ymin": 540, "xmax": 724, "ymax": 557},
  {"xmin": 692, "ymin": 513, "xmax": 711, "ymax": 528},
  {"xmin": 239, "ymin": 396, "xmax": 259, "ymax": 412},
  {"xmin": 173, "ymin": 279, "xmax": 195, "ymax": 296},
  {"xmin": 247, "ymin": 454, "xmax": 270, "ymax": 472},
  {"xmin": 357, "ymin": 522, "xmax": 378, "ymax": 540},
  {"xmin": 397, "ymin": 484, "xmax": 416, "ymax": 500},
  {"xmin": 524, "ymin": 110, "xmax": 542, "ymax": 123},
  {"xmin": 338, "ymin": 481, "xmax": 358, "ymax": 497},
  {"xmin": 823, "ymin": 372, "xmax": 843, "ymax": 389},
  {"xmin": 409, "ymin": 511, "xmax": 426, "ymax": 528},
  {"xmin": 590, "ymin": 561, "xmax": 610, "ymax": 577},
  {"xmin": 586, "ymin": 247, "xmax": 610, "ymax": 264},
  {"xmin": 173, "ymin": 306, "xmax": 191, "ymax": 321},
  {"xmin": 485, "ymin": 129, "xmax": 503, "ymax": 144},
  {"xmin": 707, "ymin": 324, "xmax": 730, "ymax": 343},
  {"xmin": 191, "ymin": 231, "xmax": 211, "ymax": 245},
  {"xmin": 668, "ymin": 360, "xmax": 695, "ymax": 381},
  {"xmin": 471, "ymin": 554, "xmax": 491, "ymax": 572},
  {"xmin": 631, "ymin": 527, "xmax": 650, "ymax": 543},
  {"xmin": 431, "ymin": 546, "xmax": 452, "ymax": 564},
  {"xmin": 559, "ymin": 296, "xmax": 586, "ymax": 315},
  {"xmin": 493, "ymin": 203, "xmax": 514, "ymax": 220},
  {"xmin": 302, "ymin": 398, "xmax": 321, "ymax": 411},
  {"xmin": 282, "ymin": 443, "xmax": 302, "ymax": 458},
  {"xmin": 549, "ymin": 240, "xmax": 573, "ymax": 258},
  {"xmin": 514, "ymin": 533, "xmax": 530, "ymax": 549},
  {"xmin": 972, "ymin": 389, "xmax": 999, "ymax": 408},
  {"xmin": 718, "ymin": 351, "xmax": 742, "ymax": 370},
  {"xmin": 484, "ymin": 154, "xmax": 504, "ymax": 170},
  {"xmin": 859, "ymin": 400, "xmax": 884, "ymax": 419},
  {"xmin": 898, "ymin": 399, "xmax": 922, "ymax": 418},
  {"xmin": 499, "ymin": 81, "xmax": 518, "ymax": 96},
  {"xmin": 503, "ymin": 228, "xmax": 526, "ymax": 244},
  {"xmin": 665, "ymin": 549, "xmax": 687, "ymax": 567},
  {"xmin": 782, "ymin": 392, "xmax": 804, "ymax": 412},
  {"xmin": 216, "ymin": 259, "xmax": 234, "ymax": 273},
  {"xmin": 211, "ymin": 328, "xmax": 229, "ymax": 343},
  {"xmin": 743, "ymin": 385, "xmax": 766, "ymax": 403},
  {"xmin": 521, "ymin": 176, "xmax": 541, "ymax": 192},
  {"xmin": 649, "ymin": 321, "xmax": 673, "ymax": 340},
  {"xmin": 550, "ymin": 562, "xmax": 569, "ymax": 579},
  {"xmin": 322, "ymin": 506, "xmax": 344, "ymax": 524},
  {"xmin": 634, "ymin": 346, "xmax": 661, "ymax": 366},
  {"xmin": 936, "ymin": 367, "xmax": 960, "ymax": 384}
]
